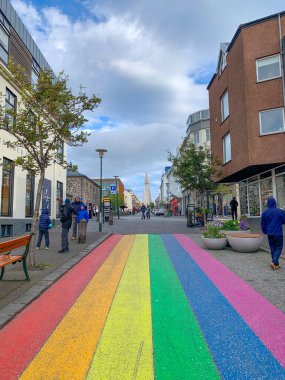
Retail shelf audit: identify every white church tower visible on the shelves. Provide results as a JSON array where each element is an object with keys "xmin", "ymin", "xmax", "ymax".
[{"xmin": 143, "ymin": 173, "xmax": 152, "ymax": 206}]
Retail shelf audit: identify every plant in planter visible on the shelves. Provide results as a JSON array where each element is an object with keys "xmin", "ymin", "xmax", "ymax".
[
  {"xmin": 202, "ymin": 226, "xmax": 227, "ymax": 250},
  {"xmin": 221, "ymin": 220, "xmax": 251, "ymax": 236}
]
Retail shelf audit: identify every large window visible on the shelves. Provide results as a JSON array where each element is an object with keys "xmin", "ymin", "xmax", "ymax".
[
  {"xmin": 5, "ymin": 88, "xmax": 17, "ymax": 128},
  {"xmin": 56, "ymin": 181, "xmax": 63, "ymax": 218},
  {"xmin": 259, "ymin": 108, "xmax": 285, "ymax": 135},
  {"xmin": 239, "ymin": 185, "xmax": 248, "ymax": 215},
  {"xmin": 206, "ymin": 128, "xmax": 210, "ymax": 142},
  {"xmin": 223, "ymin": 133, "xmax": 231, "ymax": 163},
  {"xmin": 25, "ymin": 173, "xmax": 35, "ymax": 217},
  {"xmin": 248, "ymin": 180, "xmax": 260, "ymax": 216},
  {"xmin": 0, "ymin": 24, "xmax": 9, "ymax": 64},
  {"xmin": 31, "ymin": 59, "xmax": 40, "ymax": 85},
  {"xmin": 276, "ymin": 166, "xmax": 285, "ymax": 210},
  {"xmin": 193, "ymin": 131, "xmax": 200, "ymax": 144},
  {"xmin": 221, "ymin": 91, "xmax": 229, "ymax": 122},
  {"xmin": 1, "ymin": 158, "xmax": 14, "ymax": 216},
  {"xmin": 56, "ymin": 140, "xmax": 64, "ymax": 164},
  {"xmin": 256, "ymin": 55, "xmax": 281, "ymax": 82},
  {"xmin": 260, "ymin": 174, "xmax": 273, "ymax": 212}
]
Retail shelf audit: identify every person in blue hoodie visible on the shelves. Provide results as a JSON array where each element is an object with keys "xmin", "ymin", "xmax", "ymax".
[
  {"xmin": 77, "ymin": 204, "xmax": 89, "ymax": 243},
  {"xmin": 261, "ymin": 197, "xmax": 285, "ymax": 270},
  {"xmin": 36, "ymin": 209, "xmax": 51, "ymax": 250}
]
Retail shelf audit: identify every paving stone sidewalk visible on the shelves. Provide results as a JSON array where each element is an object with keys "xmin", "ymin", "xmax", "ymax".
[{"xmin": 0, "ymin": 219, "xmax": 111, "ymax": 327}]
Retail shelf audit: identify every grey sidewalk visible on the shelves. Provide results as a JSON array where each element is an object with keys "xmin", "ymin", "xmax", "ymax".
[{"xmin": 0, "ymin": 219, "xmax": 111, "ymax": 327}]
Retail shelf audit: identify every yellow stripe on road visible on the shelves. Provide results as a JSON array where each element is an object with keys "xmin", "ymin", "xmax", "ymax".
[
  {"xmin": 87, "ymin": 234, "xmax": 154, "ymax": 380},
  {"xmin": 20, "ymin": 235, "xmax": 134, "ymax": 380}
]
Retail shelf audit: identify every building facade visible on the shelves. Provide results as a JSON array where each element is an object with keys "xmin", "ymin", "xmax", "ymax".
[
  {"xmin": 124, "ymin": 189, "xmax": 133, "ymax": 213},
  {"xmin": 0, "ymin": 1, "xmax": 66, "ymax": 237},
  {"xmin": 67, "ymin": 171, "xmax": 100, "ymax": 215},
  {"xmin": 208, "ymin": 12, "xmax": 285, "ymax": 217}
]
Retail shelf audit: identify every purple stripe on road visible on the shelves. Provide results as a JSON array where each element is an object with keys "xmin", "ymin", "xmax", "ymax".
[{"xmin": 174, "ymin": 234, "xmax": 285, "ymax": 368}]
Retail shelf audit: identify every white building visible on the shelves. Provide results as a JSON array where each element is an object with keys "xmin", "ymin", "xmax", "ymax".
[
  {"xmin": 124, "ymin": 189, "xmax": 133, "ymax": 213},
  {"xmin": 0, "ymin": 1, "xmax": 66, "ymax": 237}
]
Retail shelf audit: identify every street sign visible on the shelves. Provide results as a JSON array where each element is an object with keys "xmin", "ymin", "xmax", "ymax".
[{"xmin": 110, "ymin": 184, "xmax": 117, "ymax": 195}]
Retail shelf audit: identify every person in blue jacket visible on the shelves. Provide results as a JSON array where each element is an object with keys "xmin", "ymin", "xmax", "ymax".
[
  {"xmin": 77, "ymin": 204, "xmax": 89, "ymax": 243},
  {"xmin": 36, "ymin": 209, "xmax": 51, "ymax": 250},
  {"xmin": 261, "ymin": 197, "xmax": 285, "ymax": 270}
]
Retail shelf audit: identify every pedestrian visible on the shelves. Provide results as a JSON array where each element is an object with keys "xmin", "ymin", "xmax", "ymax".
[
  {"xmin": 230, "ymin": 197, "xmax": 238, "ymax": 220},
  {"xmin": 71, "ymin": 196, "xmax": 82, "ymax": 240},
  {"xmin": 141, "ymin": 203, "xmax": 146, "ymax": 219},
  {"xmin": 146, "ymin": 205, "xmax": 151, "ymax": 219},
  {"xmin": 261, "ymin": 197, "xmax": 285, "ymax": 270},
  {"xmin": 36, "ymin": 208, "xmax": 51, "ymax": 250},
  {"xmin": 77, "ymin": 203, "xmax": 89, "ymax": 243},
  {"xmin": 58, "ymin": 198, "xmax": 74, "ymax": 253}
]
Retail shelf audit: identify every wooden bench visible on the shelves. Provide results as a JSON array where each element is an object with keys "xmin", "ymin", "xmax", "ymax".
[{"xmin": 0, "ymin": 234, "xmax": 33, "ymax": 281}]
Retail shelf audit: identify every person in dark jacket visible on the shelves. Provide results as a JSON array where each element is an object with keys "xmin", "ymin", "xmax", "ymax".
[
  {"xmin": 261, "ymin": 197, "xmax": 285, "ymax": 269},
  {"xmin": 59, "ymin": 198, "xmax": 74, "ymax": 253},
  {"xmin": 36, "ymin": 209, "xmax": 51, "ymax": 250},
  {"xmin": 140, "ymin": 203, "xmax": 146, "ymax": 219},
  {"xmin": 71, "ymin": 196, "xmax": 82, "ymax": 240},
  {"xmin": 230, "ymin": 197, "xmax": 239, "ymax": 220}
]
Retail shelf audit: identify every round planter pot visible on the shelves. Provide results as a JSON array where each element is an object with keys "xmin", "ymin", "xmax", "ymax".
[
  {"xmin": 227, "ymin": 233, "xmax": 263, "ymax": 253},
  {"xmin": 221, "ymin": 230, "xmax": 251, "ymax": 237},
  {"xmin": 201, "ymin": 237, "xmax": 228, "ymax": 250}
]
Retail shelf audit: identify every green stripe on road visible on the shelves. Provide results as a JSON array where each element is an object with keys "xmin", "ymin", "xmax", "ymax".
[{"xmin": 149, "ymin": 235, "xmax": 220, "ymax": 380}]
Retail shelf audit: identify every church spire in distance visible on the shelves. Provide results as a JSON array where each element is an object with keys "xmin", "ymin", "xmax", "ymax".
[{"xmin": 143, "ymin": 173, "xmax": 151, "ymax": 205}]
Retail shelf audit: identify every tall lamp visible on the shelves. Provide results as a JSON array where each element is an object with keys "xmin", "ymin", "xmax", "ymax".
[
  {"xmin": 113, "ymin": 175, "xmax": 120, "ymax": 219},
  {"xmin": 95, "ymin": 148, "xmax": 107, "ymax": 232}
]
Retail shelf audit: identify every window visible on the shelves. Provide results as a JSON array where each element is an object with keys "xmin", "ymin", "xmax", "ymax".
[
  {"xmin": 206, "ymin": 128, "xmax": 210, "ymax": 142},
  {"xmin": 56, "ymin": 181, "xmax": 63, "ymax": 218},
  {"xmin": 259, "ymin": 108, "xmax": 285, "ymax": 135},
  {"xmin": 248, "ymin": 182, "xmax": 260, "ymax": 216},
  {"xmin": 26, "ymin": 224, "xmax": 32, "ymax": 232},
  {"xmin": 276, "ymin": 173, "xmax": 285, "ymax": 210},
  {"xmin": 260, "ymin": 177, "xmax": 273, "ymax": 211},
  {"xmin": 193, "ymin": 131, "xmax": 200, "ymax": 144},
  {"xmin": 221, "ymin": 91, "xmax": 229, "ymax": 122},
  {"xmin": 56, "ymin": 140, "xmax": 64, "ymax": 164},
  {"xmin": 0, "ymin": 24, "xmax": 9, "ymax": 64},
  {"xmin": 239, "ymin": 185, "xmax": 248, "ymax": 215},
  {"xmin": 5, "ymin": 88, "xmax": 17, "ymax": 128},
  {"xmin": 1, "ymin": 224, "xmax": 13, "ymax": 237},
  {"xmin": 256, "ymin": 55, "xmax": 281, "ymax": 82},
  {"xmin": 1, "ymin": 158, "xmax": 14, "ymax": 216},
  {"xmin": 223, "ymin": 133, "xmax": 231, "ymax": 163},
  {"xmin": 31, "ymin": 59, "xmax": 40, "ymax": 85},
  {"xmin": 25, "ymin": 173, "xmax": 35, "ymax": 217}
]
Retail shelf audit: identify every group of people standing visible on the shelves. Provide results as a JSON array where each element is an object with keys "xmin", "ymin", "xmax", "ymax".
[
  {"xmin": 36, "ymin": 196, "xmax": 89, "ymax": 253},
  {"xmin": 140, "ymin": 203, "xmax": 151, "ymax": 219}
]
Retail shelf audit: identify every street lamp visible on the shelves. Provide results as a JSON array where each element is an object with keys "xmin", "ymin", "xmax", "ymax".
[
  {"xmin": 113, "ymin": 175, "xmax": 120, "ymax": 219},
  {"xmin": 96, "ymin": 148, "xmax": 107, "ymax": 232}
]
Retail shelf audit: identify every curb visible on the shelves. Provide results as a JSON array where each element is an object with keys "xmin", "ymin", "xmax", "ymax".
[{"xmin": 0, "ymin": 232, "xmax": 112, "ymax": 329}]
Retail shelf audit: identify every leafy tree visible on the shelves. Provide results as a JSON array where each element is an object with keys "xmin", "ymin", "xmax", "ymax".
[
  {"xmin": 67, "ymin": 162, "xmax": 78, "ymax": 172},
  {"xmin": 168, "ymin": 142, "xmax": 222, "ymax": 226},
  {"xmin": 0, "ymin": 61, "xmax": 101, "ymax": 266}
]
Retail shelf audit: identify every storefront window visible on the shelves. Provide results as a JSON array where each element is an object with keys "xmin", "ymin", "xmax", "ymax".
[
  {"xmin": 248, "ymin": 182, "xmax": 260, "ymax": 216},
  {"xmin": 25, "ymin": 173, "xmax": 35, "ymax": 217},
  {"xmin": 239, "ymin": 186, "xmax": 248, "ymax": 215},
  {"xmin": 1, "ymin": 158, "xmax": 14, "ymax": 216},
  {"xmin": 56, "ymin": 181, "xmax": 63, "ymax": 218},
  {"xmin": 260, "ymin": 177, "xmax": 273, "ymax": 211},
  {"xmin": 276, "ymin": 174, "xmax": 285, "ymax": 210}
]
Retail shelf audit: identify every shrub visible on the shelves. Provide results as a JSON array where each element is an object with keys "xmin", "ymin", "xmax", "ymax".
[
  {"xmin": 222, "ymin": 220, "xmax": 239, "ymax": 231},
  {"xmin": 203, "ymin": 226, "xmax": 226, "ymax": 239},
  {"xmin": 238, "ymin": 220, "xmax": 250, "ymax": 230}
]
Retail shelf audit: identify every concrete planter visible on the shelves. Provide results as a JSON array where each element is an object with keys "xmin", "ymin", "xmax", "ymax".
[
  {"xmin": 227, "ymin": 233, "xmax": 263, "ymax": 253},
  {"xmin": 221, "ymin": 230, "xmax": 251, "ymax": 237},
  {"xmin": 202, "ymin": 237, "xmax": 228, "ymax": 250}
]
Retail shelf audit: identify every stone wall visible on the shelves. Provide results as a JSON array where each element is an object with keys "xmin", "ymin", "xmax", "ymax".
[{"xmin": 67, "ymin": 176, "xmax": 99, "ymax": 207}]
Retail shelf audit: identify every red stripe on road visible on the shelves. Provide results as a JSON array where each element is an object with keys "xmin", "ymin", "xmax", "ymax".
[{"xmin": 0, "ymin": 234, "xmax": 121, "ymax": 380}]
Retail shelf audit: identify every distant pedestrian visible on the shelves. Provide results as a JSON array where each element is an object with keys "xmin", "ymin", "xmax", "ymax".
[
  {"xmin": 71, "ymin": 196, "xmax": 82, "ymax": 240},
  {"xmin": 261, "ymin": 197, "xmax": 285, "ymax": 270},
  {"xmin": 230, "ymin": 197, "xmax": 238, "ymax": 220},
  {"xmin": 59, "ymin": 198, "xmax": 74, "ymax": 253},
  {"xmin": 146, "ymin": 205, "xmax": 151, "ymax": 219},
  {"xmin": 141, "ymin": 203, "xmax": 146, "ymax": 219},
  {"xmin": 36, "ymin": 209, "xmax": 51, "ymax": 250},
  {"xmin": 77, "ymin": 204, "xmax": 89, "ymax": 243}
]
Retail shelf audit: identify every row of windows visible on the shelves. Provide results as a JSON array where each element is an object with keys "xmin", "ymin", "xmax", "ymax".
[
  {"xmin": 0, "ymin": 157, "xmax": 64, "ymax": 218},
  {"xmin": 190, "ymin": 128, "xmax": 211, "ymax": 144}
]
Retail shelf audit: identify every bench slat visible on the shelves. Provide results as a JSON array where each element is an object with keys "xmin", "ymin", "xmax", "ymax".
[
  {"xmin": 0, "ymin": 235, "xmax": 32, "ymax": 254},
  {"xmin": 0, "ymin": 255, "xmax": 23, "ymax": 268}
]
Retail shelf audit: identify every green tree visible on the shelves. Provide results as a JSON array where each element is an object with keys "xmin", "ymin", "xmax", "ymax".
[
  {"xmin": 168, "ymin": 142, "xmax": 222, "ymax": 226},
  {"xmin": 0, "ymin": 61, "xmax": 101, "ymax": 266}
]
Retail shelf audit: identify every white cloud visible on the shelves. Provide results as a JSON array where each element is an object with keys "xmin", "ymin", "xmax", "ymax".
[{"xmin": 11, "ymin": 0, "xmax": 285, "ymax": 200}]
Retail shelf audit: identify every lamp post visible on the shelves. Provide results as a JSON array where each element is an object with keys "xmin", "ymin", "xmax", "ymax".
[
  {"xmin": 96, "ymin": 149, "xmax": 107, "ymax": 232},
  {"xmin": 113, "ymin": 175, "xmax": 120, "ymax": 219}
]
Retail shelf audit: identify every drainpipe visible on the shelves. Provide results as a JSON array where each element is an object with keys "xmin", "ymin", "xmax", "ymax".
[{"xmin": 278, "ymin": 14, "xmax": 285, "ymax": 108}]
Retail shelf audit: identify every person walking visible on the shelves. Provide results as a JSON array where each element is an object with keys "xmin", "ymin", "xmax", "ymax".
[
  {"xmin": 140, "ymin": 203, "xmax": 146, "ymax": 219},
  {"xmin": 77, "ymin": 204, "xmax": 89, "ymax": 243},
  {"xmin": 230, "ymin": 197, "xmax": 239, "ymax": 220},
  {"xmin": 59, "ymin": 198, "xmax": 74, "ymax": 253},
  {"xmin": 36, "ymin": 209, "xmax": 51, "ymax": 250},
  {"xmin": 146, "ymin": 205, "xmax": 151, "ymax": 219},
  {"xmin": 71, "ymin": 196, "xmax": 82, "ymax": 240},
  {"xmin": 261, "ymin": 197, "xmax": 285, "ymax": 270}
]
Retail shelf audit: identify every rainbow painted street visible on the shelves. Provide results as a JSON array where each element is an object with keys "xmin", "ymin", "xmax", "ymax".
[{"xmin": 0, "ymin": 234, "xmax": 285, "ymax": 379}]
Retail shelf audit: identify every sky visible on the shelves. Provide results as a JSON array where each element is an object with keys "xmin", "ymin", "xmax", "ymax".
[{"xmin": 11, "ymin": 0, "xmax": 285, "ymax": 201}]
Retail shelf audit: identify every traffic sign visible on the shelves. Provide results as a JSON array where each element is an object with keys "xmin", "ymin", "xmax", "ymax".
[{"xmin": 110, "ymin": 185, "xmax": 117, "ymax": 195}]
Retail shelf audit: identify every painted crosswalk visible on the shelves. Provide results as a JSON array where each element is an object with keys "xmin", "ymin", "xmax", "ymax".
[{"xmin": 0, "ymin": 234, "xmax": 284, "ymax": 379}]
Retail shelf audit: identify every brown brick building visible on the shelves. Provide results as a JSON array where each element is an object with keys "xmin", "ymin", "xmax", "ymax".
[{"xmin": 208, "ymin": 12, "xmax": 285, "ymax": 217}]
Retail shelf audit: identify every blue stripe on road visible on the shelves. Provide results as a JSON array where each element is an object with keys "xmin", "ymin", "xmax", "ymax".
[{"xmin": 161, "ymin": 235, "xmax": 285, "ymax": 380}]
